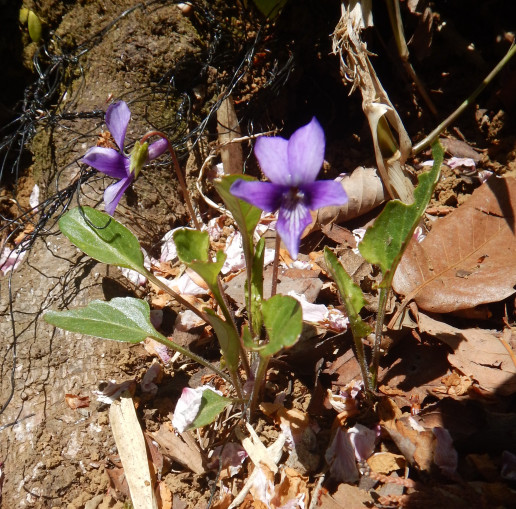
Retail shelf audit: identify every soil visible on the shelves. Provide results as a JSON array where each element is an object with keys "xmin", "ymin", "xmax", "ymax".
[{"xmin": 1, "ymin": 1, "xmax": 516, "ymax": 508}]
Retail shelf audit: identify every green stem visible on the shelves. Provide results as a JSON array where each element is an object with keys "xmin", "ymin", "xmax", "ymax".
[
  {"xmin": 216, "ymin": 278, "xmax": 251, "ymax": 378},
  {"xmin": 152, "ymin": 334, "xmax": 232, "ymax": 385},
  {"xmin": 349, "ymin": 326, "xmax": 372, "ymax": 393},
  {"xmin": 413, "ymin": 43, "xmax": 516, "ymax": 154},
  {"xmin": 249, "ymin": 355, "xmax": 270, "ymax": 416},
  {"xmin": 371, "ymin": 287, "xmax": 389, "ymax": 389}
]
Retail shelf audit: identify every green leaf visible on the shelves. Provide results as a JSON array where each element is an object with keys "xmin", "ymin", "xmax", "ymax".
[
  {"xmin": 189, "ymin": 250, "xmax": 226, "ymax": 290},
  {"xmin": 27, "ymin": 10, "xmax": 42, "ymax": 42},
  {"xmin": 252, "ymin": 0, "xmax": 288, "ymax": 19},
  {"xmin": 173, "ymin": 229, "xmax": 210, "ymax": 264},
  {"xmin": 44, "ymin": 297, "xmax": 167, "ymax": 344},
  {"xmin": 59, "ymin": 207, "xmax": 145, "ymax": 273},
  {"xmin": 19, "ymin": 7, "xmax": 29, "ymax": 24},
  {"xmin": 324, "ymin": 247, "xmax": 371, "ymax": 339},
  {"xmin": 260, "ymin": 295, "xmax": 302, "ymax": 357},
  {"xmin": 173, "ymin": 228, "xmax": 227, "ymax": 309},
  {"xmin": 242, "ymin": 324, "xmax": 257, "ymax": 350},
  {"xmin": 189, "ymin": 389, "xmax": 233, "ymax": 430},
  {"xmin": 205, "ymin": 309, "xmax": 240, "ymax": 372},
  {"xmin": 214, "ymin": 175, "xmax": 261, "ymax": 257},
  {"xmin": 359, "ymin": 141, "xmax": 444, "ymax": 287}
]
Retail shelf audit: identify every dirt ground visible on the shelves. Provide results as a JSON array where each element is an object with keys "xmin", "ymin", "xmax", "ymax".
[{"xmin": 1, "ymin": 1, "xmax": 516, "ymax": 508}]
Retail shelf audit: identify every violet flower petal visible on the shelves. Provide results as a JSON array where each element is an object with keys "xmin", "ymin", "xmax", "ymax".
[
  {"xmin": 254, "ymin": 136, "xmax": 290, "ymax": 185},
  {"xmin": 302, "ymin": 180, "xmax": 348, "ymax": 210},
  {"xmin": 287, "ymin": 117, "xmax": 325, "ymax": 185},
  {"xmin": 230, "ymin": 180, "xmax": 286, "ymax": 212},
  {"xmin": 81, "ymin": 147, "xmax": 129, "ymax": 179},
  {"xmin": 105, "ymin": 101, "xmax": 131, "ymax": 151},
  {"xmin": 276, "ymin": 197, "xmax": 312, "ymax": 259},
  {"xmin": 104, "ymin": 176, "xmax": 133, "ymax": 215},
  {"xmin": 147, "ymin": 138, "xmax": 169, "ymax": 160}
]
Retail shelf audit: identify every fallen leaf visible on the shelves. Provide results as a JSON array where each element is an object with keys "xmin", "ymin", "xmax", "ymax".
[
  {"xmin": 64, "ymin": 393, "xmax": 90, "ymax": 410},
  {"xmin": 417, "ymin": 312, "xmax": 516, "ymax": 395},
  {"xmin": 315, "ymin": 482, "xmax": 373, "ymax": 508},
  {"xmin": 324, "ymin": 348, "xmax": 362, "ymax": 387},
  {"xmin": 238, "ymin": 422, "xmax": 280, "ymax": 474},
  {"xmin": 144, "ymin": 433, "xmax": 164, "ymax": 481},
  {"xmin": 309, "ymin": 167, "xmax": 386, "ymax": 231},
  {"xmin": 270, "ymin": 467, "xmax": 309, "ymax": 508},
  {"xmin": 206, "ymin": 442, "xmax": 247, "ymax": 479},
  {"xmin": 434, "ymin": 371, "xmax": 474, "ymax": 397},
  {"xmin": 378, "ymin": 397, "xmax": 435, "ymax": 472},
  {"xmin": 440, "ymin": 137, "xmax": 482, "ymax": 161},
  {"xmin": 260, "ymin": 403, "xmax": 320, "ymax": 473},
  {"xmin": 393, "ymin": 177, "xmax": 516, "ymax": 312},
  {"xmin": 105, "ymin": 465, "xmax": 130, "ymax": 500},
  {"xmin": 109, "ymin": 392, "xmax": 158, "ymax": 508},
  {"xmin": 151, "ymin": 422, "xmax": 205, "ymax": 475},
  {"xmin": 367, "ymin": 452, "xmax": 406, "ymax": 474},
  {"xmin": 225, "ymin": 266, "xmax": 322, "ymax": 308}
]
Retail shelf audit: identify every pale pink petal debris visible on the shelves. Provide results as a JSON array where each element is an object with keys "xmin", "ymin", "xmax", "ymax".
[{"xmin": 172, "ymin": 385, "xmax": 223, "ymax": 433}]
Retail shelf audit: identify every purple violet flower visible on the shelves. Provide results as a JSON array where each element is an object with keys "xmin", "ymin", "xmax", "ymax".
[
  {"xmin": 81, "ymin": 101, "xmax": 168, "ymax": 215},
  {"xmin": 230, "ymin": 117, "xmax": 347, "ymax": 258}
]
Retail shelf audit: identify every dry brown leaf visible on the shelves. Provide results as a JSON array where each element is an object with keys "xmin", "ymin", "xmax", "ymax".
[
  {"xmin": 368, "ymin": 452, "xmax": 406, "ymax": 474},
  {"xmin": 105, "ymin": 465, "xmax": 130, "ymax": 500},
  {"xmin": 393, "ymin": 177, "xmax": 516, "ymax": 312},
  {"xmin": 378, "ymin": 397, "xmax": 436, "ymax": 472},
  {"xmin": 272, "ymin": 467, "xmax": 309, "ymax": 508},
  {"xmin": 226, "ymin": 265, "xmax": 322, "ymax": 308},
  {"xmin": 64, "ymin": 393, "xmax": 90, "ymax": 409},
  {"xmin": 440, "ymin": 137, "xmax": 482, "ymax": 161},
  {"xmin": 308, "ymin": 167, "xmax": 386, "ymax": 232},
  {"xmin": 418, "ymin": 312, "xmax": 516, "ymax": 395},
  {"xmin": 434, "ymin": 371, "xmax": 474, "ymax": 397},
  {"xmin": 315, "ymin": 482, "xmax": 373, "ymax": 508},
  {"xmin": 217, "ymin": 95, "xmax": 243, "ymax": 175},
  {"xmin": 151, "ymin": 422, "xmax": 205, "ymax": 475}
]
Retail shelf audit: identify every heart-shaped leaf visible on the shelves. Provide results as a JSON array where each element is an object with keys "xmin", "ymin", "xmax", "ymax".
[
  {"xmin": 59, "ymin": 207, "xmax": 145, "ymax": 273},
  {"xmin": 260, "ymin": 295, "xmax": 302, "ymax": 357},
  {"xmin": 173, "ymin": 229, "xmax": 210, "ymax": 264},
  {"xmin": 189, "ymin": 389, "xmax": 233, "ymax": 430},
  {"xmin": 173, "ymin": 229, "xmax": 226, "ymax": 289}
]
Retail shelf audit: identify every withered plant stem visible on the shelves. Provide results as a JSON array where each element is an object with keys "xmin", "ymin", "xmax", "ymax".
[
  {"xmin": 141, "ymin": 131, "xmax": 201, "ymax": 230},
  {"xmin": 413, "ymin": 43, "xmax": 516, "ymax": 154}
]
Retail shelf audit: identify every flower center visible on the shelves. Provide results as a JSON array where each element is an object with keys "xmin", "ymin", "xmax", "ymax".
[{"xmin": 283, "ymin": 187, "xmax": 305, "ymax": 210}]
